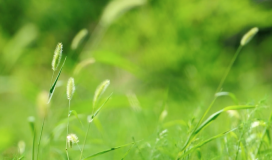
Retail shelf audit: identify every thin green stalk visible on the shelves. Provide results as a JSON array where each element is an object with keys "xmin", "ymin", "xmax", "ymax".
[
  {"xmin": 80, "ymin": 122, "xmax": 91, "ymax": 159},
  {"xmin": 216, "ymin": 45, "xmax": 243, "ymax": 93},
  {"xmin": 235, "ymin": 128, "xmax": 245, "ymax": 160},
  {"xmin": 77, "ymin": 143, "xmax": 82, "ymax": 153},
  {"xmin": 66, "ymin": 100, "xmax": 71, "ymax": 160},
  {"xmin": 199, "ymin": 46, "xmax": 243, "ymax": 126},
  {"xmin": 179, "ymin": 45, "xmax": 244, "ymax": 153},
  {"xmin": 32, "ymin": 128, "xmax": 36, "ymax": 160},
  {"xmin": 36, "ymin": 117, "xmax": 45, "ymax": 160},
  {"xmin": 132, "ymin": 137, "xmax": 145, "ymax": 160}
]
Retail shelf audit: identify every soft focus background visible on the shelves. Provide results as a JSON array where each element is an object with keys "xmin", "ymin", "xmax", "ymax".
[{"xmin": 1, "ymin": 0, "xmax": 272, "ymax": 159}]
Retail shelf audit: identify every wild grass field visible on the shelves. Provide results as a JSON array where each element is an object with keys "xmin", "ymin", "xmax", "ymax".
[{"xmin": 1, "ymin": 0, "xmax": 272, "ymax": 160}]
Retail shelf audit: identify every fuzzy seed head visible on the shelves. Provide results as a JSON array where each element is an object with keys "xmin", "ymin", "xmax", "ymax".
[
  {"xmin": 18, "ymin": 140, "xmax": 26, "ymax": 154},
  {"xmin": 67, "ymin": 77, "xmax": 75, "ymax": 100},
  {"xmin": 52, "ymin": 43, "xmax": 63, "ymax": 71},
  {"xmin": 93, "ymin": 79, "xmax": 110, "ymax": 107},
  {"xmin": 28, "ymin": 116, "xmax": 35, "ymax": 123},
  {"xmin": 67, "ymin": 134, "xmax": 79, "ymax": 148},
  {"xmin": 240, "ymin": 27, "xmax": 258, "ymax": 46}
]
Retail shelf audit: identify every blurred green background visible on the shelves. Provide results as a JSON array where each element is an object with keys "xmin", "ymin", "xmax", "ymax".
[{"xmin": 1, "ymin": 0, "xmax": 272, "ymax": 159}]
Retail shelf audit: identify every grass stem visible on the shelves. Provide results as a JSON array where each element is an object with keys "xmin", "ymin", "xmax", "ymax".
[
  {"xmin": 32, "ymin": 128, "xmax": 36, "ymax": 160},
  {"xmin": 66, "ymin": 100, "xmax": 71, "ymax": 160},
  {"xmin": 80, "ymin": 122, "xmax": 91, "ymax": 159},
  {"xmin": 36, "ymin": 117, "xmax": 45, "ymax": 160},
  {"xmin": 198, "ymin": 45, "xmax": 243, "ymax": 127}
]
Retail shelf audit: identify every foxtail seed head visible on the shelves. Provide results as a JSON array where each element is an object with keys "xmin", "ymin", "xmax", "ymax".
[
  {"xmin": 240, "ymin": 27, "xmax": 258, "ymax": 46},
  {"xmin": 52, "ymin": 43, "xmax": 63, "ymax": 71},
  {"xmin": 67, "ymin": 134, "xmax": 79, "ymax": 148},
  {"xmin": 67, "ymin": 77, "xmax": 75, "ymax": 100},
  {"xmin": 93, "ymin": 79, "xmax": 110, "ymax": 107}
]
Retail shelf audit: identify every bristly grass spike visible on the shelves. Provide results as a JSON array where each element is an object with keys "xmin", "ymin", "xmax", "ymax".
[
  {"xmin": 67, "ymin": 77, "xmax": 75, "ymax": 100},
  {"xmin": 240, "ymin": 27, "xmax": 258, "ymax": 46}
]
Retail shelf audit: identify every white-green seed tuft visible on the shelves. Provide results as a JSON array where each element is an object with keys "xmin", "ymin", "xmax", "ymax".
[
  {"xmin": 240, "ymin": 27, "xmax": 258, "ymax": 46},
  {"xmin": 52, "ymin": 43, "xmax": 63, "ymax": 71},
  {"xmin": 67, "ymin": 133, "xmax": 79, "ymax": 148},
  {"xmin": 93, "ymin": 79, "xmax": 110, "ymax": 107},
  {"xmin": 67, "ymin": 77, "xmax": 75, "ymax": 100},
  {"xmin": 18, "ymin": 140, "xmax": 26, "ymax": 154}
]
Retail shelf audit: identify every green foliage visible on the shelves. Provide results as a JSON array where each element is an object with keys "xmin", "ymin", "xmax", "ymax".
[{"xmin": 1, "ymin": 0, "xmax": 272, "ymax": 160}]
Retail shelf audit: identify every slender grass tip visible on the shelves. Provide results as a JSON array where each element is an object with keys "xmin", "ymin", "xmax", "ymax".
[
  {"xmin": 240, "ymin": 27, "xmax": 258, "ymax": 46},
  {"xmin": 93, "ymin": 79, "xmax": 110, "ymax": 107},
  {"xmin": 52, "ymin": 42, "xmax": 63, "ymax": 71},
  {"xmin": 67, "ymin": 77, "xmax": 75, "ymax": 100}
]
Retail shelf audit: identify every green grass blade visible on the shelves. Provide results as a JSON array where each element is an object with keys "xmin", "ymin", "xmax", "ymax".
[
  {"xmin": 88, "ymin": 93, "xmax": 113, "ymax": 123},
  {"xmin": 222, "ymin": 105, "xmax": 255, "ymax": 111},
  {"xmin": 179, "ymin": 128, "xmax": 237, "ymax": 159},
  {"xmin": 48, "ymin": 57, "xmax": 67, "ymax": 103},
  {"xmin": 81, "ymin": 93, "xmax": 113, "ymax": 159},
  {"xmin": 82, "ymin": 142, "xmax": 135, "ymax": 160},
  {"xmin": 196, "ymin": 46, "xmax": 243, "ymax": 134},
  {"xmin": 196, "ymin": 105, "xmax": 255, "ymax": 135},
  {"xmin": 215, "ymin": 92, "xmax": 239, "ymax": 105},
  {"xmin": 178, "ymin": 105, "xmax": 256, "ymax": 158},
  {"xmin": 121, "ymin": 143, "xmax": 135, "ymax": 160},
  {"xmin": 69, "ymin": 110, "xmax": 84, "ymax": 128},
  {"xmin": 28, "ymin": 116, "xmax": 36, "ymax": 160},
  {"xmin": 194, "ymin": 110, "xmax": 223, "ymax": 135},
  {"xmin": 36, "ymin": 118, "xmax": 45, "ymax": 160}
]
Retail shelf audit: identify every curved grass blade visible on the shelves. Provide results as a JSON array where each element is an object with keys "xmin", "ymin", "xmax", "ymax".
[
  {"xmin": 81, "ymin": 93, "xmax": 113, "ymax": 159},
  {"xmin": 48, "ymin": 57, "xmax": 67, "ymax": 103},
  {"xmin": 179, "ymin": 128, "xmax": 237, "ymax": 159},
  {"xmin": 121, "ymin": 143, "xmax": 135, "ymax": 160},
  {"xmin": 82, "ymin": 142, "xmax": 135, "ymax": 160},
  {"xmin": 28, "ymin": 117, "xmax": 36, "ymax": 160},
  {"xmin": 88, "ymin": 93, "xmax": 113, "ymax": 123},
  {"xmin": 69, "ymin": 110, "xmax": 84, "ymax": 128},
  {"xmin": 215, "ymin": 92, "xmax": 239, "ymax": 105},
  {"xmin": 178, "ymin": 105, "xmax": 255, "ymax": 159},
  {"xmin": 256, "ymin": 112, "xmax": 272, "ymax": 156},
  {"xmin": 196, "ymin": 105, "xmax": 255, "ymax": 135},
  {"xmin": 36, "ymin": 118, "xmax": 45, "ymax": 160}
]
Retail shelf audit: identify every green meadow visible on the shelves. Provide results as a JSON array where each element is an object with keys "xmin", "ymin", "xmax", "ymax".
[{"xmin": 1, "ymin": 0, "xmax": 272, "ymax": 159}]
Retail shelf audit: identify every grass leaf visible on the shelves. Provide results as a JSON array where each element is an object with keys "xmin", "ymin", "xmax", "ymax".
[
  {"xmin": 82, "ymin": 142, "xmax": 135, "ymax": 160},
  {"xmin": 69, "ymin": 110, "xmax": 84, "ymax": 128},
  {"xmin": 215, "ymin": 92, "xmax": 239, "ymax": 105},
  {"xmin": 180, "ymin": 128, "xmax": 237, "ymax": 159},
  {"xmin": 48, "ymin": 57, "xmax": 67, "ymax": 103},
  {"xmin": 88, "ymin": 93, "xmax": 113, "ymax": 123}
]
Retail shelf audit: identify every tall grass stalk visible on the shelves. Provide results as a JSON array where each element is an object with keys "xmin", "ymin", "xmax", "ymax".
[
  {"xmin": 66, "ymin": 77, "xmax": 75, "ymax": 160},
  {"xmin": 199, "ymin": 45, "xmax": 242, "ymax": 127},
  {"xmin": 179, "ymin": 28, "xmax": 259, "ymax": 154},
  {"xmin": 80, "ymin": 122, "xmax": 91, "ymax": 159},
  {"xmin": 80, "ymin": 88, "xmax": 112, "ymax": 159},
  {"xmin": 66, "ymin": 100, "xmax": 71, "ymax": 160},
  {"xmin": 179, "ymin": 46, "xmax": 243, "ymax": 153},
  {"xmin": 199, "ymin": 27, "xmax": 258, "ymax": 127},
  {"xmin": 36, "ymin": 117, "xmax": 45, "ymax": 160},
  {"xmin": 28, "ymin": 117, "xmax": 36, "ymax": 160}
]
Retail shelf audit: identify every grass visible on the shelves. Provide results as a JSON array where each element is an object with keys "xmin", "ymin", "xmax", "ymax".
[{"xmin": 2, "ymin": 18, "xmax": 272, "ymax": 160}]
